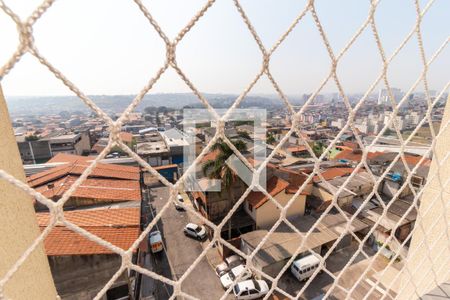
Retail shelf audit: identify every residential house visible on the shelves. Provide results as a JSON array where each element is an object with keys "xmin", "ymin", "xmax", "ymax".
[
  {"xmin": 44, "ymin": 132, "xmax": 91, "ymax": 156},
  {"xmin": 134, "ymin": 131, "xmax": 171, "ymax": 166},
  {"xmin": 244, "ymin": 176, "xmax": 309, "ymax": 229},
  {"xmin": 16, "ymin": 135, "xmax": 53, "ymax": 164},
  {"xmin": 368, "ymin": 152, "xmax": 431, "ymax": 197},
  {"xmin": 37, "ymin": 207, "xmax": 140, "ymax": 300},
  {"xmin": 310, "ymin": 168, "xmax": 376, "ymax": 212},
  {"xmin": 28, "ymin": 158, "xmax": 141, "ymax": 210},
  {"xmin": 356, "ymin": 196, "xmax": 417, "ymax": 259},
  {"xmin": 286, "ymin": 145, "xmax": 310, "ymax": 158},
  {"xmin": 240, "ymin": 213, "xmax": 368, "ymax": 277}
]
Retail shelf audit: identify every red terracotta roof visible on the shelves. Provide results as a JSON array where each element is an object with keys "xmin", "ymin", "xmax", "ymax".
[
  {"xmin": 201, "ymin": 149, "xmax": 220, "ymax": 163},
  {"xmin": 91, "ymin": 143, "xmax": 106, "ymax": 154},
  {"xmin": 285, "ymin": 172, "xmax": 312, "ymax": 195},
  {"xmin": 42, "ymin": 227, "xmax": 140, "ymax": 256},
  {"xmin": 37, "ymin": 207, "xmax": 140, "ymax": 227},
  {"xmin": 333, "ymin": 150, "xmax": 384, "ymax": 162},
  {"xmin": 38, "ymin": 207, "xmax": 141, "ymax": 256},
  {"xmin": 246, "ymin": 176, "xmax": 289, "ymax": 209},
  {"xmin": 335, "ymin": 145, "xmax": 353, "ymax": 151},
  {"xmin": 120, "ymin": 132, "xmax": 133, "ymax": 144},
  {"xmin": 403, "ymin": 155, "xmax": 431, "ymax": 167},
  {"xmin": 287, "ymin": 145, "xmax": 308, "ymax": 153},
  {"xmin": 28, "ymin": 161, "xmax": 139, "ymax": 187},
  {"xmin": 154, "ymin": 164, "xmax": 178, "ymax": 170},
  {"xmin": 35, "ymin": 175, "xmax": 141, "ymax": 202},
  {"xmin": 313, "ymin": 167, "xmax": 360, "ymax": 182},
  {"xmin": 47, "ymin": 153, "xmax": 93, "ymax": 164},
  {"xmin": 342, "ymin": 141, "xmax": 359, "ymax": 150}
]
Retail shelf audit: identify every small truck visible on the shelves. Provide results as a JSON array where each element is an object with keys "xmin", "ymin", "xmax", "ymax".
[{"xmin": 149, "ymin": 231, "xmax": 163, "ymax": 253}]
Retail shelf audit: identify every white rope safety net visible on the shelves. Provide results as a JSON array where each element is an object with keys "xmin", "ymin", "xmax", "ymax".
[{"xmin": 0, "ymin": 0, "xmax": 449, "ymax": 299}]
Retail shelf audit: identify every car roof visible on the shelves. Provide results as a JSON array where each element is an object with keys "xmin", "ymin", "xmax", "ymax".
[
  {"xmin": 236, "ymin": 279, "xmax": 256, "ymax": 290},
  {"xmin": 186, "ymin": 223, "xmax": 198, "ymax": 229},
  {"xmin": 231, "ymin": 264, "xmax": 246, "ymax": 275},
  {"xmin": 149, "ymin": 231, "xmax": 162, "ymax": 243},
  {"xmin": 225, "ymin": 254, "xmax": 241, "ymax": 264},
  {"xmin": 293, "ymin": 254, "xmax": 321, "ymax": 267}
]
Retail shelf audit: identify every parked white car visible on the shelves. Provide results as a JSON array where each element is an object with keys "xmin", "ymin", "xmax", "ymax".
[
  {"xmin": 233, "ymin": 279, "xmax": 269, "ymax": 299},
  {"xmin": 220, "ymin": 265, "xmax": 252, "ymax": 289},
  {"xmin": 183, "ymin": 223, "xmax": 207, "ymax": 240},
  {"xmin": 215, "ymin": 255, "xmax": 244, "ymax": 277},
  {"xmin": 290, "ymin": 254, "xmax": 323, "ymax": 282},
  {"xmin": 174, "ymin": 194, "xmax": 185, "ymax": 211}
]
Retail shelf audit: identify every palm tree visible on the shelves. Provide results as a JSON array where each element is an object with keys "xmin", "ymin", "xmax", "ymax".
[
  {"xmin": 202, "ymin": 139, "xmax": 247, "ymax": 189},
  {"xmin": 202, "ymin": 139, "xmax": 247, "ymax": 240}
]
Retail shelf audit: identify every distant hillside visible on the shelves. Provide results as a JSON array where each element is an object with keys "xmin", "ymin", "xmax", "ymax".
[{"xmin": 5, "ymin": 93, "xmax": 301, "ymax": 115}]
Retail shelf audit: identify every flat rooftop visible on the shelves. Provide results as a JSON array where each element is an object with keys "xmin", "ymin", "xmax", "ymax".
[
  {"xmin": 135, "ymin": 132, "xmax": 169, "ymax": 155},
  {"xmin": 241, "ymin": 213, "xmax": 368, "ymax": 267}
]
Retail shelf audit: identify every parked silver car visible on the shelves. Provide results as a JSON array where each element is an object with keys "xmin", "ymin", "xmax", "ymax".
[
  {"xmin": 174, "ymin": 194, "xmax": 185, "ymax": 211},
  {"xmin": 183, "ymin": 223, "xmax": 207, "ymax": 240},
  {"xmin": 233, "ymin": 279, "xmax": 269, "ymax": 299},
  {"xmin": 220, "ymin": 265, "xmax": 252, "ymax": 289},
  {"xmin": 215, "ymin": 254, "xmax": 244, "ymax": 277}
]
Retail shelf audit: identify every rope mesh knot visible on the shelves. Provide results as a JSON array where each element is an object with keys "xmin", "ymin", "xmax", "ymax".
[
  {"xmin": 216, "ymin": 119, "xmax": 226, "ymax": 137},
  {"xmin": 51, "ymin": 204, "xmax": 65, "ymax": 226},
  {"xmin": 0, "ymin": 0, "xmax": 448, "ymax": 300},
  {"xmin": 166, "ymin": 43, "xmax": 177, "ymax": 65},
  {"xmin": 18, "ymin": 23, "xmax": 34, "ymax": 50}
]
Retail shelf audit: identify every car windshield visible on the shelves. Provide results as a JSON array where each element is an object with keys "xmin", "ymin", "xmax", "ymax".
[
  {"xmin": 233, "ymin": 284, "xmax": 240, "ymax": 294},
  {"xmin": 229, "ymin": 272, "xmax": 235, "ymax": 281},
  {"xmin": 195, "ymin": 226, "xmax": 203, "ymax": 233},
  {"xmin": 253, "ymin": 280, "xmax": 260, "ymax": 291}
]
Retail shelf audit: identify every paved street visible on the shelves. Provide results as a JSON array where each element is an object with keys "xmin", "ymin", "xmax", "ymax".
[
  {"xmin": 276, "ymin": 242, "xmax": 395, "ymax": 300},
  {"xmin": 142, "ymin": 186, "xmax": 398, "ymax": 300},
  {"xmin": 148, "ymin": 186, "xmax": 231, "ymax": 299}
]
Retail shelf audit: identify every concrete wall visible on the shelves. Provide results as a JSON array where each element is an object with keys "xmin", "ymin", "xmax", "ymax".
[
  {"xmin": 399, "ymin": 96, "xmax": 450, "ymax": 299},
  {"xmin": 0, "ymin": 86, "xmax": 57, "ymax": 299},
  {"xmin": 312, "ymin": 186, "xmax": 353, "ymax": 209},
  {"xmin": 48, "ymin": 254, "xmax": 129, "ymax": 300},
  {"xmin": 17, "ymin": 140, "xmax": 52, "ymax": 164},
  {"xmin": 381, "ymin": 180, "xmax": 412, "ymax": 198},
  {"xmin": 74, "ymin": 131, "xmax": 91, "ymax": 155}
]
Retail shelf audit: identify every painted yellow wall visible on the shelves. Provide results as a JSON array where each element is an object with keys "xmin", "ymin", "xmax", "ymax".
[
  {"xmin": 255, "ymin": 191, "xmax": 306, "ymax": 229},
  {"xmin": 312, "ymin": 186, "xmax": 334, "ymax": 202},
  {"xmin": 312, "ymin": 185, "xmax": 353, "ymax": 208},
  {"xmin": 0, "ymin": 86, "xmax": 57, "ymax": 299}
]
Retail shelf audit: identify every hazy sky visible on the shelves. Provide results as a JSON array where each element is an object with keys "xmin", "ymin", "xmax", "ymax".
[{"xmin": 0, "ymin": 0, "xmax": 448, "ymax": 97}]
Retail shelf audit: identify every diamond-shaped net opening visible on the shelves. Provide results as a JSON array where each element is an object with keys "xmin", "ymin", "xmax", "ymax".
[{"xmin": 0, "ymin": 0, "xmax": 449, "ymax": 299}]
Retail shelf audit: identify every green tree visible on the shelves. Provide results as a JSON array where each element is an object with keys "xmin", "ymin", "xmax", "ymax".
[
  {"xmin": 144, "ymin": 106, "xmax": 157, "ymax": 114},
  {"xmin": 202, "ymin": 139, "xmax": 247, "ymax": 189},
  {"xmin": 25, "ymin": 135, "xmax": 39, "ymax": 141},
  {"xmin": 266, "ymin": 133, "xmax": 276, "ymax": 145},
  {"xmin": 384, "ymin": 128, "xmax": 395, "ymax": 136},
  {"xmin": 238, "ymin": 130, "xmax": 251, "ymax": 140},
  {"xmin": 311, "ymin": 141, "xmax": 325, "ymax": 157}
]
